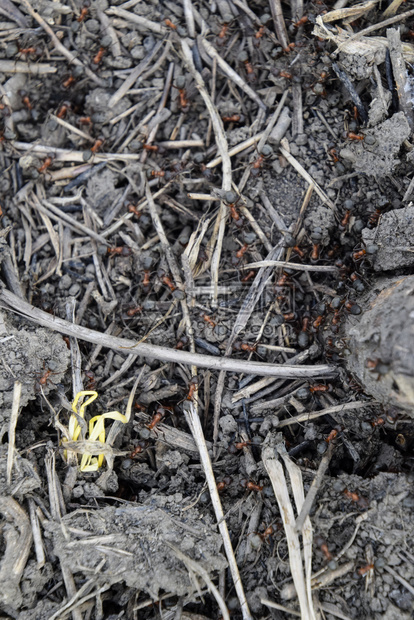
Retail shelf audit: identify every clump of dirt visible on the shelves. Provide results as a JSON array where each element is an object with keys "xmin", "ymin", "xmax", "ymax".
[
  {"xmin": 362, "ymin": 205, "xmax": 414, "ymax": 271},
  {"xmin": 44, "ymin": 499, "xmax": 227, "ymax": 599},
  {"xmin": 345, "ymin": 276, "xmax": 414, "ymax": 414},
  {"xmin": 339, "ymin": 112, "xmax": 411, "ymax": 177},
  {"xmin": 0, "ymin": 311, "xmax": 69, "ymax": 413}
]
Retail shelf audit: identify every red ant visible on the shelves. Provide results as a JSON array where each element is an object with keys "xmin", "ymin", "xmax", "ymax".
[
  {"xmin": 367, "ymin": 209, "xmax": 382, "ymax": 228},
  {"xmin": 128, "ymin": 204, "xmax": 142, "ymax": 217},
  {"xmin": 176, "ymin": 335, "xmax": 189, "ymax": 350},
  {"xmin": 309, "ymin": 384, "xmax": 331, "ymax": 394},
  {"xmin": 38, "ymin": 156, "xmax": 54, "ymax": 174},
  {"xmin": 233, "ymin": 341, "xmax": 257, "ymax": 353},
  {"xmin": 241, "ymin": 270, "xmax": 255, "ymax": 282},
  {"xmin": 222, "ymin": 114, "xmax": 244, "ymax": 123},
  {"xmin": 126, "ymin": 305, "xmax": 142, "ymax": 317},
  {"xmin": 310, "ymin": 243, "xmax": 320, "ymax": 261},
  {"xmin": 216, "ymin": 476, "xmax": 232, "ymax": 492},
  {"xmin": 341, "ymin": 210, "xmax": 352, "ymax": 227},
  {"xmin": 202, "ymin": 314, "xmax": 216, "ymax": 328},
  {"xmin": 79, "ymin": 116, "xmax": 92, "ymax": 125},
  {"xmin": 174, "ymin": 77, "xmax": 189, "ymax": 112},
  {"xmin": 20, "ymin": 90, "xmax": 32, "ymax": 110},
  {"xmin": 224, "ymin": 191, "xmax": 242, "ymax": 224},
  {"xmin": 250, "ymin": 145, "xmax": 273, "ymax": 177},
  {"xmin": 129, "ymin": 440, "xmax": 149, "ymax": 458},
  {"xmin": 239, "ymin": 51, "xmax": 256, "ymax": 83},
  {"xmin": 294, "ymin": 16, "xmax": 309, "ymax": 27},
  {"xmin": 259, "ymin": 525, "xmax": 274, "ymax": 542},
  {"xmin": 329, "ymin": 147, "xmax": 339, "ymax": 163},
  {"xmin": 255, "ymin": 25, "xmax": 266, "ymax": 41},
  {"xmin": 348, "ymin": 132, "xmax": 364, "ymax": 141},
  {"xmin": 146, "ymin": 407, "xmax": 166, "ymax": 431},
  {"xmin": 164, "ymin": 18, "xmax": 177, "ymax": 30},
  {"xmin": 93, "ymin": 47, "xmax": 106, "ymax": 65},
  {"xmin": 160, "ymin": 273, "xmax": 176, "ymax": 292},
  {"xmin": 240, "ymin": 479, "xmax": 263, "ymax": 492},
  {"xmin": 18, "ymin": 46, "xmax": 38, "ymax": 57},
  {"xmin": 84, "ymin": 370, "xmax": 96, "ymax": 390},
  {"xmin": 313, "ymin": 314, "xmax": 325, "ymax": 329},
  {"xmin": 39, "ymin": 368, "xmax": 54, "ymax": 386},
  {"xmin": 108, "ymin": 246, "xmax": 132, "ymax": 256},
  {"xmin": 142, "ymin": 270, "xmax": 151, "ymax": 290},
  {"xmin": 358, "ymin": 563, "xmax": 374, "ymax": 576},
  {"xmin": 279, "ymin": 70, "xmax": 293, "ymax": 80},
  {"xmin": 325, "ymin": 429, "xmax": 339, "ymax": 443},
  {"xmin": 293, "ymin": 245, "xmax": 305, "ymax": 258},
  {"xmin": 217, "ymin": 23, "xmax": 231, "ymax": 45},
  {"xmin": 56, "ymin": 103, "xmax": 70, "ymax": 119},
  {"xmin": 62, "ymin": 75, "xmax": 76, "ymax": 89},
  {"xmin": 91, "ymin": 139, "xmax": 104, "ymax": 153},
  {"xmin": 187, "ymin": 376, "xmax": 198, "ymax": 401},
  {"xmin": 342, "ymin": 488, "xmax": 369, "ymax": 509}
]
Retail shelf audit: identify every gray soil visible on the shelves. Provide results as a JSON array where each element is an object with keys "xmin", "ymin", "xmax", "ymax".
[{"xmin": 0, "ymin": 1, "xmax": 413, "ymax": 619}]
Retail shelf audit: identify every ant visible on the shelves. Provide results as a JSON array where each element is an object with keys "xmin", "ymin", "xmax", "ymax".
[
  {"xmin": 233, "ymin": 340, "xmax": 257, "ymax": 353},
  {"xmin": 127, "ymin": 204, "xmax": 142, "ymax": 218},
  {"xmin": 187, "ymin": 376, "xmax": 198, "ymax": 401},
  {"xmin": 108, "ymin": 246, "xmax": 132, "ymax": 256},
  {"xmin": 239, "ymin": 51, "xmax": 256, "ymax": 84},
  {"xmin": 56, "ymin": 103, "xmax": 70, "ymax": 119},
  {"xmin": 62, "ymin": 75, "xmax": 76, "ymax": 89},
  {"xmin": 19, "ymin": 90, "xmax": 32, "ymax": 110},
  {"xmin": 129, "ymin": 440, "xmax": 149, "ymax": 458},
  {"xmin": 91, "ymin": 139, "xmax": 104, "ymax": 153},
  {"xmin": 250, "ymin": 145, "xmax": 273, "ymax": 177},
  {"xmin": 93, "ymin": 47, "xmax": 106, "ymax": 65},
  {"xmin": 217, "ymin": 22, "xmax": 232, "ymax": 46},
  {"xmin": 279, "ymin": 70, "xmax": 293, "ymax": 80},
  {"xmin": 77, "ymin": 1, "xmax": 90, "ymax": 22},
  {"xmin": 342, "ymin": 488, "xmax": 369, "ymax": 509},
  {"xmin": 202, "ymin": 313, "xmax": 216, "ymax": 328},
  {"xmin": 222, "ymin": 114, "xmax": 244, "ymax": 123},
  {"xmin": 367, "ymin": 208, "xmax": 384, "ymax": 228},
  {"xmin": 39, "ymin": 368, "xmax": 54, "ymax": 386},
  {"xmin": 78, "ymin": 116, "xmax": 92, "ymax": 126},
  {"xmin": 164, "ymin": 18, "xmax": 177, "ymax": 30},
  {"xmin": 38, "ymin": 156, "xmax": 54, "ymax": 174},
  {"xmin": 292, "ymin": 245, "xmax": 305, "ymax": 258},
  {"xmin": 325, "ymin": 429, "xmax": 339, "ymax": 443},
  {"xmin": 146, "ymin": 407, "xmax": 166, "ymax": 431},
  {"xmin": 259, "ymin": 524, "xmax": 274, "ymax": 542},
  {"xmin": 241, "ymin": 270, "xmax": 255, "ymax": 282},
  {"xmin": 371, "ymin": 416, "xmax": 385, "ymax": 428},
  {"xmin": 174, "ymin": 76, "xmax": 189, "ymax": 113},
  {"xmin": 216, "ymin": 476, "xmax": 232, "ymax": 492},
  {"xmin": 341, "ymin": 209, "xmax": 352, "ymax": 227},
  {"xmin": 294, "ymin": 16, "xmax": 309, "ymax": 28},
  {"xmin": 176, "ymin": 334, "xmax": 189, "ymax": 350},
  {"xmin": 84, "ymin": 370, "xmax": 96, "ymax": 390},
  {"xmin": 254, "ymin": 25, "xmax": 266, "ymax": 42},
  {"xmin": 224, "ymin": 191, "xmax": 243, "ymax": 225},
  {"xmin": 18, "ymin": 46, "xmax": 39, "ymax": 59},
  {"xmin": 310, "ymin": 243, "xmax": 320, "ymax": 261},
  {"xmin": 329, "ymin": 147, "xmax": 339, "ymax": 163},
  {"xmin": 159, "ymin": 271, "xmax": 176, "ymax": 293},
  {"xmin": 309, "ymin": 384, "xmax": 331, "ymax": 394},
  {"xmin": 240, "ymin": 479, "xmax": 263, "ymax": 492},
  {"xmin": 358, "ymin": 563, "xmax": 374, "ymax": 576},
  {"xmin": 126, "ymin": 305, "xmax": 142, "ymax": 317},
  {"xmin": 142, "ymin": 269, "xmax": 151, "ymax": 291},
  {"xmin": 348, "ymin": 132, "xmax": 364, "ymax": 141},
  {"xmin": 142, "ymin": 143, "xmax": 166, "ymax": 155}
]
